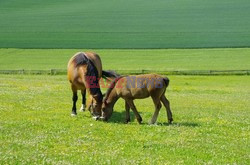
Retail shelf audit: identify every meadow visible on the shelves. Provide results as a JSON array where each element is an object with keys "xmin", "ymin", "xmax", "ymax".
[
  {"xmin": 0, "ymin": 0, "xmax": 250, "ymax": 48},
  {"xmin": 0, "ymin": 48, "xmax": 249, "ymax": 164},
  {"xmin": 0, "ymin": 74, "xmax": 249, "ymax": 164}
]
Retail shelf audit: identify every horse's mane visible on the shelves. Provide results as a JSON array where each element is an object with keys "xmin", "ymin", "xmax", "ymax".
[
  {"xmin": 102, "ymin": 70, "xmax": 120, "ymax": 79},
  {"xmin": 74, "ymin": 52, "xmax": 89, "ymax": 66},
  {"xmin": 103, "ymin": 76, "xmax": 123, "ymax": 102},
  {"xmin": 74, "ymin": 52, "xmax": 102, "ymax": 102}
]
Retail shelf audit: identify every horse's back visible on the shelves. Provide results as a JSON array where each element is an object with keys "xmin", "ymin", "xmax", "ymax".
[
  {"xmin": 116, "ymin": 74, "xmax": 167, "ymax": 99},
  {"xmin": 67, "ymin": 52, "xmax": 102, "ymax": 90}
]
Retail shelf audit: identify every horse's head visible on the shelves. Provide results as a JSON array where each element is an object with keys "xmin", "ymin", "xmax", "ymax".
[
  {"xmin": 87, "ymin": 95, "xmax": 102, "ymax": 119},
  {"xmin": 88, "ymin": 93, "xmax": 110, "ymax": 120},
  {"xmin": 99, "ymin": 99, "xmax": 113, "ymax": 121}
]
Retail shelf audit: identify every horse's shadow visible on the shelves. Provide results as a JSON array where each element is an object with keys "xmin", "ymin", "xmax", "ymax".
[{"xmin": 106, "ymin": 111, "xmax": 200, "ymax": 127}]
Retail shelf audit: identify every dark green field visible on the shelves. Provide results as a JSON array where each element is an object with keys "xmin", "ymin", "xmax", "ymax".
[{"xmin": 1, "ymin": 0, "xmax": 250, "ymax": 48}]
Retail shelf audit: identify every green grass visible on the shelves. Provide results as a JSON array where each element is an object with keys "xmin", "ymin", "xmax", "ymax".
[
  {"xmin": 0, "ymin": 0, "xmax": 250, "ymax": 48},
  {"xmin": 0, "ymin": 74, "xmax": 249, "ymax": 164},
  {"xmin": 0, "ymin": 48, "xmax": 250, "ymax": 71}
]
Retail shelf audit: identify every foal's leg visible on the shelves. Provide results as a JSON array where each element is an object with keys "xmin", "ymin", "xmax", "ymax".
[
  {"xmin": 160, "ymin": 95, "xmax": 173, "ymax": 123},
  {"xmin": 126, "ymin": 100, "xmax": 142, "ymax": 124},
  {"xmin": 125, "ymin": 101, "xmax": 130, "ymax": 123},
  {"xmin": 150, "ymin": 96, "xmax": 162, "ymax": 124},
  {"xmin": 71, "ymin": 85, "xmax": 78, "ymax": 116},
  {"xmin": 79, "ymin": 89, "xmax": 86, "ymax": 112}
]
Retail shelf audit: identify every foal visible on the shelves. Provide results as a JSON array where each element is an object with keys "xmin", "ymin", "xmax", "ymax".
[{"xmin": 100, "ymin": 74, "xmax": 173, "ymax": 124}]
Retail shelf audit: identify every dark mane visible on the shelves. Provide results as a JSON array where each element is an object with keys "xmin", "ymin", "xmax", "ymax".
[
  {"xmin": 102, "ymin": 70, "xmax": 120, "ymax": 79},
  {"xmin": 74, "ymin": 52, "xmax": 102, "ymax": 102},
  {"xmin": 74, "ymin": 52, "xmax": 89, "ymax": 66},
  {"xmin": 104, "ymin": 77, "xmax": 123, "ymax": 102}
]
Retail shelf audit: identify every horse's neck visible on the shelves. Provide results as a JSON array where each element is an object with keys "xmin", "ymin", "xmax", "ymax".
[
  {"xmin": 107, "ymin": 89, "xmax": 119, "ymax": 109},
  {"xmin": 89, "ymin": 88, "xmax": 103, "ymax": 103}
]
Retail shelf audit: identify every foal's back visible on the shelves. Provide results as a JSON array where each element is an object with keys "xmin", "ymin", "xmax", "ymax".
[{"xmin": 116, "ymin": 74, "xmax": 167, "ymax": 99}]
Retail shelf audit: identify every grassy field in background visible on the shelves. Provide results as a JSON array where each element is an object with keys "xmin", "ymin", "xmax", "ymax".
[
  {"xmin": 0, "ymin": 0, "xmax": 250, "ymax": 48},
  {"xmin": 0, "ymin": 48, "xmax": 250, "ymax": 71},
  {"xmin": 0, "ymin": 75, "xmax": 249, "ymax": 164}
]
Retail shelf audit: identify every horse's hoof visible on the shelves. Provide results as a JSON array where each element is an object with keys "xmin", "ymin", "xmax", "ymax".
[
  {"xmin": 168, "ymin": 118, "xmax": 173, "ymax": 124},
  {"xmin": 124, "ymin": 119, "xmax": 131, "ymax": 124},
  {"xmin": 79, "ymin": 105, "xmax": 86, "ymax": 112},
  {"xmin": 71, "ymin": 113, "xmax": 77, "ymax": 117},
  {"xmin": 138, "ymin": 117, "xmax": 142, "ymax": 124},
  {"xmin": 149, "ymin": 121, "xmax": 157, "ymax": 125}
]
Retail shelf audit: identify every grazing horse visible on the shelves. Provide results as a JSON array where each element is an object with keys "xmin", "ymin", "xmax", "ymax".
[
  {"xmin": 67, "ymin": 52, "xmax": 118, "ymax": 117},
  {"xmin": 99, "ymin": 74, "xmax": 173, "ymax": 124}
]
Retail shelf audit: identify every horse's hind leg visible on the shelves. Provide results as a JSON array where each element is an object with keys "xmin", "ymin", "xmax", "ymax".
[
  {"xmin": 80, "ymin": 89, "xmax": 86, "ymax": 112},
  {"xmin": 160, "ymin": 95, "xmax": 173, "ymax": 123},
  {"xmin": 126, "ymin": 100, "xmax": 142, "ymax": 124},
  {"xmin": 150, "ymin": 96, "xmax": 162, "ymax": 124},
  {"xmin": 71, "ymin": 85, "xmax": 78, "ymax": 116},
  {"xmin": 125, "ymin": 101, "xmax": 130, "ymax": 123}
]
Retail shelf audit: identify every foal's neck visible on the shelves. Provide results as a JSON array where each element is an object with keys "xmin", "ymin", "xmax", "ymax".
[{"xmin": 107, "ymin": 88, "xmax": 119, "ymax": 109}]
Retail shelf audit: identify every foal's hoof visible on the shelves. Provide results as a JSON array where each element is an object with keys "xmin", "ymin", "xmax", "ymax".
[
  {"xmin": 79, "ymin": 105, "xmax": 86, "ymax": 112},
  {"xmin": 149, "ymin": 121, "xmax": 157, "ymax": 125},
  {"xmin": 138, "ymin": 117, "xmax": 143, "ymax": 124},
  {"xmin": 137, "ymin": 119, "xmax": 142, "ymax": 124},
  {"xmin": 124, "ymin": 119, "xmax": 131, "ymax": 124},
  {"xmin": 168, "ymin": 118, "xmax": 173, "ymax": 124},
  {"xmin": 71, "ymin": 113, "xmax": 77, "ymax": 117}
]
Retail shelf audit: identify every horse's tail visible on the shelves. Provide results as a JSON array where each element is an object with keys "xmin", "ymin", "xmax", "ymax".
[
  {"xmin": 163, "ymin": 77, "xmax": 170, "ymax": 87},
  {"xmin": 102, "ymin": 70, "xmax": 120, "ymax": 79}
]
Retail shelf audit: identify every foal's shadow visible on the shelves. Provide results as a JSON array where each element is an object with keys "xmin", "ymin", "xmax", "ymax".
[
  {"xmin": 108, "ymin": 111, "xmax": 135, "ymax": 124},
  {"xmin": 107, "ymin": 111, "xmax": 200, "ymax": 127}
]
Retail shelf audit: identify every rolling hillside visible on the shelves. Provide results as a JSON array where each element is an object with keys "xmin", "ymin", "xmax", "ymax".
[{"xmin": 0, "ymin": 0, "xmax": 250, "ymax": 48}]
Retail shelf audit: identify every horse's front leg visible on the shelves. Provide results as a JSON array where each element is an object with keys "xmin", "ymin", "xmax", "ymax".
[
  {"xmin": 126, "ymin": 100, "xmax": 142, "ymax": 124},
  {"xmin": 71, "ymin": 85, "xmax": 78, "ymax": 116},
  {"xmin": 80, "ymin": 89, "xmax": 86, "ymax": 112}
]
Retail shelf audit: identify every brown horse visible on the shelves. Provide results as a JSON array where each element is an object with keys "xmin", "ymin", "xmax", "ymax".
[
  {"xmin": 99, "ymin": 74, "xmax": 173, "ymax": 124},
  {"xmin": 67, "ymin": 52, "xmax": 118, "ymax": 117}
]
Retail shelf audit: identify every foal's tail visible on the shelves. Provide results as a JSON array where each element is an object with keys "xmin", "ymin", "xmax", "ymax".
[
  {"xmin": 102, "ymin": 70, "xmax": 120, "ymax": 79},
  {"xmin": 163, "ymin": 77, "xmax": 170, "ymax": 87}
]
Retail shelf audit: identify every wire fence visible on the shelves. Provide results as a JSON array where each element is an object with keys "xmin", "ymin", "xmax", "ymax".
[{"xmin": 0, "ymin": 69, "xmax": 249, "ymax": 75}]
